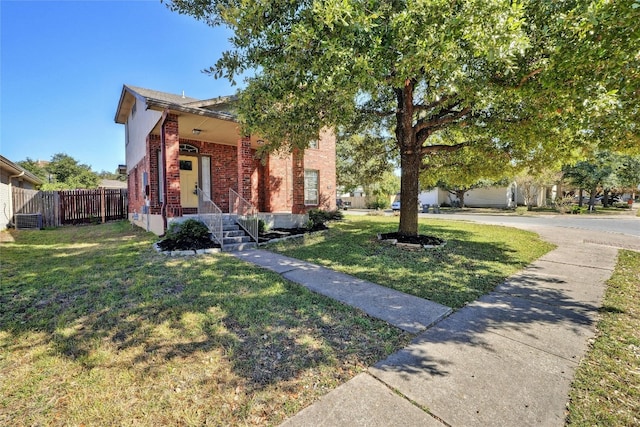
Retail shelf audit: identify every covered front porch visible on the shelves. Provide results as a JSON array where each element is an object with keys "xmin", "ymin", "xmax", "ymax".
[
  {"xmin": 116, "ymin": 84, "xmax": 336, "ymax": 237},
  {"xmin": 129, "ymin": 108, "xmax": 311, "ymax": 236}
]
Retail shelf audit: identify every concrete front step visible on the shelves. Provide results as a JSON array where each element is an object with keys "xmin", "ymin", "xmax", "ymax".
[
  {"xmin": 223, "ymin": 242, "xmax": 257, "ymax": 252},
  {"xmin": 223, "ymin": 236, "xmax": 253, "ymax": 245},
  {"xmin": 207, "ymin": 214, "xmax": 256, "ymax": 252}
]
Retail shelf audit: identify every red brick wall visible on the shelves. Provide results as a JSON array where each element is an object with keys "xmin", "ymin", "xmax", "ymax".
[
  {"xmin": 163, "ymin": 114, "xmax": 182, "ymax": 218},
  {"xmin": 262, "ymin": 128, "xmax": 337, "ymax": 213},
  {"xmin": 148, "ymin": 134, "xmax": 161, "ymax": 214},
  {"xmin": 265, "ymin": 153, "xmax": 293, "ymax": 212},
  {"xmin": 303, "ymin": 127, "xmax": 337, "ymax": 211},
  {"xmin": 237, "ymin": 136, "xmax": 253, "ymax": 201},
  {"xmin": 291, "ymin": 148, "xmax": 305, "ymax": 214}
]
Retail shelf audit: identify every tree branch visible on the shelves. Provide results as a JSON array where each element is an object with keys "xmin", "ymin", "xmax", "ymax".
[
  {"xmin": 516, "ymin": 67, "xmax": 543, "ymax": 89},
  {"xmin": 414, "ymin": 106, "xmax": 471, "ymax": 135}
]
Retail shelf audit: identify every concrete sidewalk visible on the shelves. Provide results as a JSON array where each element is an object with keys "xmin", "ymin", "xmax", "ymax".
[
  {"xmin": 232, "ymin": 227, "xmax": 637, "ymax": 426},
  {"xmin": 232, "ymin": 250, "xmax": 452, "ymax": 334}
]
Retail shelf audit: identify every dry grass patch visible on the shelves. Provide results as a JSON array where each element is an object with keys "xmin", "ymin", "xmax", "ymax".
[{"xmin": 0, "ymin": 222, "xmax": 410, "ymax": 426}]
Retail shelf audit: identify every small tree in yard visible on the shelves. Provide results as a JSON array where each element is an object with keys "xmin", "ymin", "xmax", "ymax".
[
  {"xmin": 618, "ymin": 155, "xmax": 640, "ymax": 201},
  {"xmin": 168, "ymin": 0, "xmax": 639, "ymax": 236},
  {"xmin": 514, "ymin": 173, "xmax": 539, "ymax": 211},
  {"xmin": 563, "ymin": 157, "xmax": 613, "ymax": 208}
]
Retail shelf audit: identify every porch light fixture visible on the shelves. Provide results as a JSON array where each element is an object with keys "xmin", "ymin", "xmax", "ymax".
[
  {"xmin": 192, "ymin": 128, "xmax": 202, "ymax": 135},
  {"xmin": 257, "ymin": 139, "xmax": 265, "ymax": 145}
]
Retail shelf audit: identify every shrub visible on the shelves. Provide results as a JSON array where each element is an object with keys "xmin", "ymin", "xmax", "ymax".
[
  {"xmin": 157, "ymin": 219, "xmax": 214, "ymax": 251},
  {"xmin": 570, "ymin": 205, "xmax": 588, "ymax": 214},
  {"xmin": 258, "ymin": 219, "xmax": 268, "ymax": 234},
  {"xmin": 366, "ymin": 196, "xmax": 389, "ymax": 210},
  {"xmin": 307, "ymin": 208, "xmax": 343, "ymax": 230},
  {"xmin": 613, "ymin": 202, "xmax": 630, "ymax": 209},
  {"xmin": 554, "ymin": 196, "xmax": 573, "ymax": 214},
  {"xmin": 515, "ymin": 206, "xmax": 528, "ymax": 215}
]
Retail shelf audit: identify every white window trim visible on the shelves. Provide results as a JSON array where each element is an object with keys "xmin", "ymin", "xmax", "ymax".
[{"xmin": 304, "ymin": 169, "xmax": 319, "ymax": 205}]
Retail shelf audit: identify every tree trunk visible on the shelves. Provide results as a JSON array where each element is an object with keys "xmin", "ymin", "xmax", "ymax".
[
  {"xmin": 456, "ymin": 189, "xmax": 466, "ymax": 208},
  {"xmin": 588, "ymin": 188, "xmax": 598, "ymax": 210},
  {"xmin": 399, "ymin": 147, "xmax": 420, "ymax": 236},
  {"xmin": 578, "ymin": 189, "xmax": 584, "ymax": 207},
  {"xmin": 602, "ymin": 189, "xmax": 609, "ymax": 207},
  {"xmin": 395, "ymin": 81, "xmax": 420, "ymax": 237}
]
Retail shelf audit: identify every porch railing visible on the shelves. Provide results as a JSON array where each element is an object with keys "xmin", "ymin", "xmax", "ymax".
[
  {"xmin": 197, "ymin": 187, "xmax": 224, "ymax": 250},
  {"xmin": 229, "ymin": 188, "xmax": 258, "ymax": 243}
]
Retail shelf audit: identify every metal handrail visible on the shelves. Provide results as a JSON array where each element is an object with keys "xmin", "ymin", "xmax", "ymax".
[
  {"xmin": 229, "ymin": 188, "xmax": 258, "ymax": 243},
  {"xmin": 197, "ymin": 187, "xmax": 223, "ymax": 250}
]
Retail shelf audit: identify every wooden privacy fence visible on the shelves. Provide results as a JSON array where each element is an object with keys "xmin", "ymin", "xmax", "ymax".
[{"xmin": 13, "ymin": 188, "xmax": 128, "ymax": 227}]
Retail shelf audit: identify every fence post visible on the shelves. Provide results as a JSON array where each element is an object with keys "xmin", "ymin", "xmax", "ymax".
[{"xmin": 101, "ymin": 187, "xmax": 106, "ymax": 223}]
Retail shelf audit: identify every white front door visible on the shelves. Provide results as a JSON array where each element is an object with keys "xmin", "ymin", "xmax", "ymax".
[{"xmin": 179, "ymin": 155, "xmax": 199, "ymax": 208}]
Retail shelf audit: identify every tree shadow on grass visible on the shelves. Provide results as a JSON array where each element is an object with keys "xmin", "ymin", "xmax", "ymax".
[
  {"xmin": 0, "ymin": 225, "xmax": 410, "ymax": 399},
  {"xmin": 271, "ymin": 220, "xmax": 548, "ymax": 308}
]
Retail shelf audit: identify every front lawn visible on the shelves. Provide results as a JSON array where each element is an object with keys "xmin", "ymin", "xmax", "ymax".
[
  {"xmin": 266, "ymin": 215, "xmax": 556, "ymax": 308},
  {"xmin": 0, "ymin": 216, "xmax": 557, "ymax": 425},
  {"xmin": 0, "ymin": 222, "xmax": 411, "ymax": 426}
]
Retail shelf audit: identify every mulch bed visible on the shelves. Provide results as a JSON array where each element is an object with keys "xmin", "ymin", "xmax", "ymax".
[{"xmin": 258, "ymin": 225, "xmax": 328, "ymax": 243}]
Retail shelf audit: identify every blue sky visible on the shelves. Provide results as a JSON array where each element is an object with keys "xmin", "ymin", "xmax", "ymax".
[{"xmin": 1, "ymin": 0, "xmax": 241, "ymax": 173}]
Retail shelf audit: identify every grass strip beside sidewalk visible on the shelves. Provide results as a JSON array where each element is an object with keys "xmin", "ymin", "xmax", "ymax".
[
  {"xmin": 267, "ymin": 215, "xmax": 555, "ymax": 309},
  {"xmin": 566, "ymin": 250, "xmax": 640, "ymax": 426}
]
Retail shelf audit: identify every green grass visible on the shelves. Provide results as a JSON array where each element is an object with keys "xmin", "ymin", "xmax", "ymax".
[
  {"xmin": 566, "ymin": 250, "xmax": 640, "ymax": 426},
  {"xmin": 265, "ymin": 215, "xmax": 555, "ymax": 308},
  {"xmin": 0, "ymin": 222, "xmax": 411, "ymax": 426}
]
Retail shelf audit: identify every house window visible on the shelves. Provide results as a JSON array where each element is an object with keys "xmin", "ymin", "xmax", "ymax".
[
  {"xmin": 131, "ymin": 100, "xmax": 137, "ymax": 117},
  {"xmin": 304, "ymin": 169, "xmax": 319, "ymax": 205},
  {"xmin": 308, "ymin": 139, "xmax": 319, "ymax": 149},
  {"xmin": 180, "ymin": 143, "xmax": 198, "ymax": 153}
]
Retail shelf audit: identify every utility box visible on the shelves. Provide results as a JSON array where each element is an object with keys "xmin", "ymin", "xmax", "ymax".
[{"xmin": 15, "ymin": 213, "xmax": 43, "ymax": 230}]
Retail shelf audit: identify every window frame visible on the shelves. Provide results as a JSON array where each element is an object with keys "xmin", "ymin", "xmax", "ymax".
[{"xmin": 304, "ymin": 169, "xmax": 319, "ymax": 205}]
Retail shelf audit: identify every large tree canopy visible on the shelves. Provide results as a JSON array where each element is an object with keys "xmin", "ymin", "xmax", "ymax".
[
  {"xmin": 169, "ymin": 0, "xmax": 639, "ymax": 236},
  {"xmin": 42, "ymin": 153, "xmax": 99, "ymax": 190}
]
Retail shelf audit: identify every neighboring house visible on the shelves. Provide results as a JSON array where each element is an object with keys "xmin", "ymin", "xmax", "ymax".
[
  {"xmin": 0, "ymin": 155, "xmax": 43, "ymax": 230},
  {"xmin": 114, "ymin": 85, "xmax": 336, "ymax": 235},
  {"xmin": 419, "ymin": 183, "xmax": 555, "ymax": 208}
]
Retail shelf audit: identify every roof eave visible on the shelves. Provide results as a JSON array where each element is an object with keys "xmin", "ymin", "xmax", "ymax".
[
  {"xmin": 145, "ymin": 99, "xmax": 238, "ymax": 122},
  {"xmin": 114, "ymin": 85, "xmax": 147, "ymax": 124},
  {"xmin": 0, "ymin": 156, "xmax": 43, "ymax": 185}
]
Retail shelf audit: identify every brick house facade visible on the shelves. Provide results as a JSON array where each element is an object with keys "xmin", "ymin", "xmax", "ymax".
[{"xmin": 115, "ymin": 85, "xmax": 336, "ymax": 235}]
